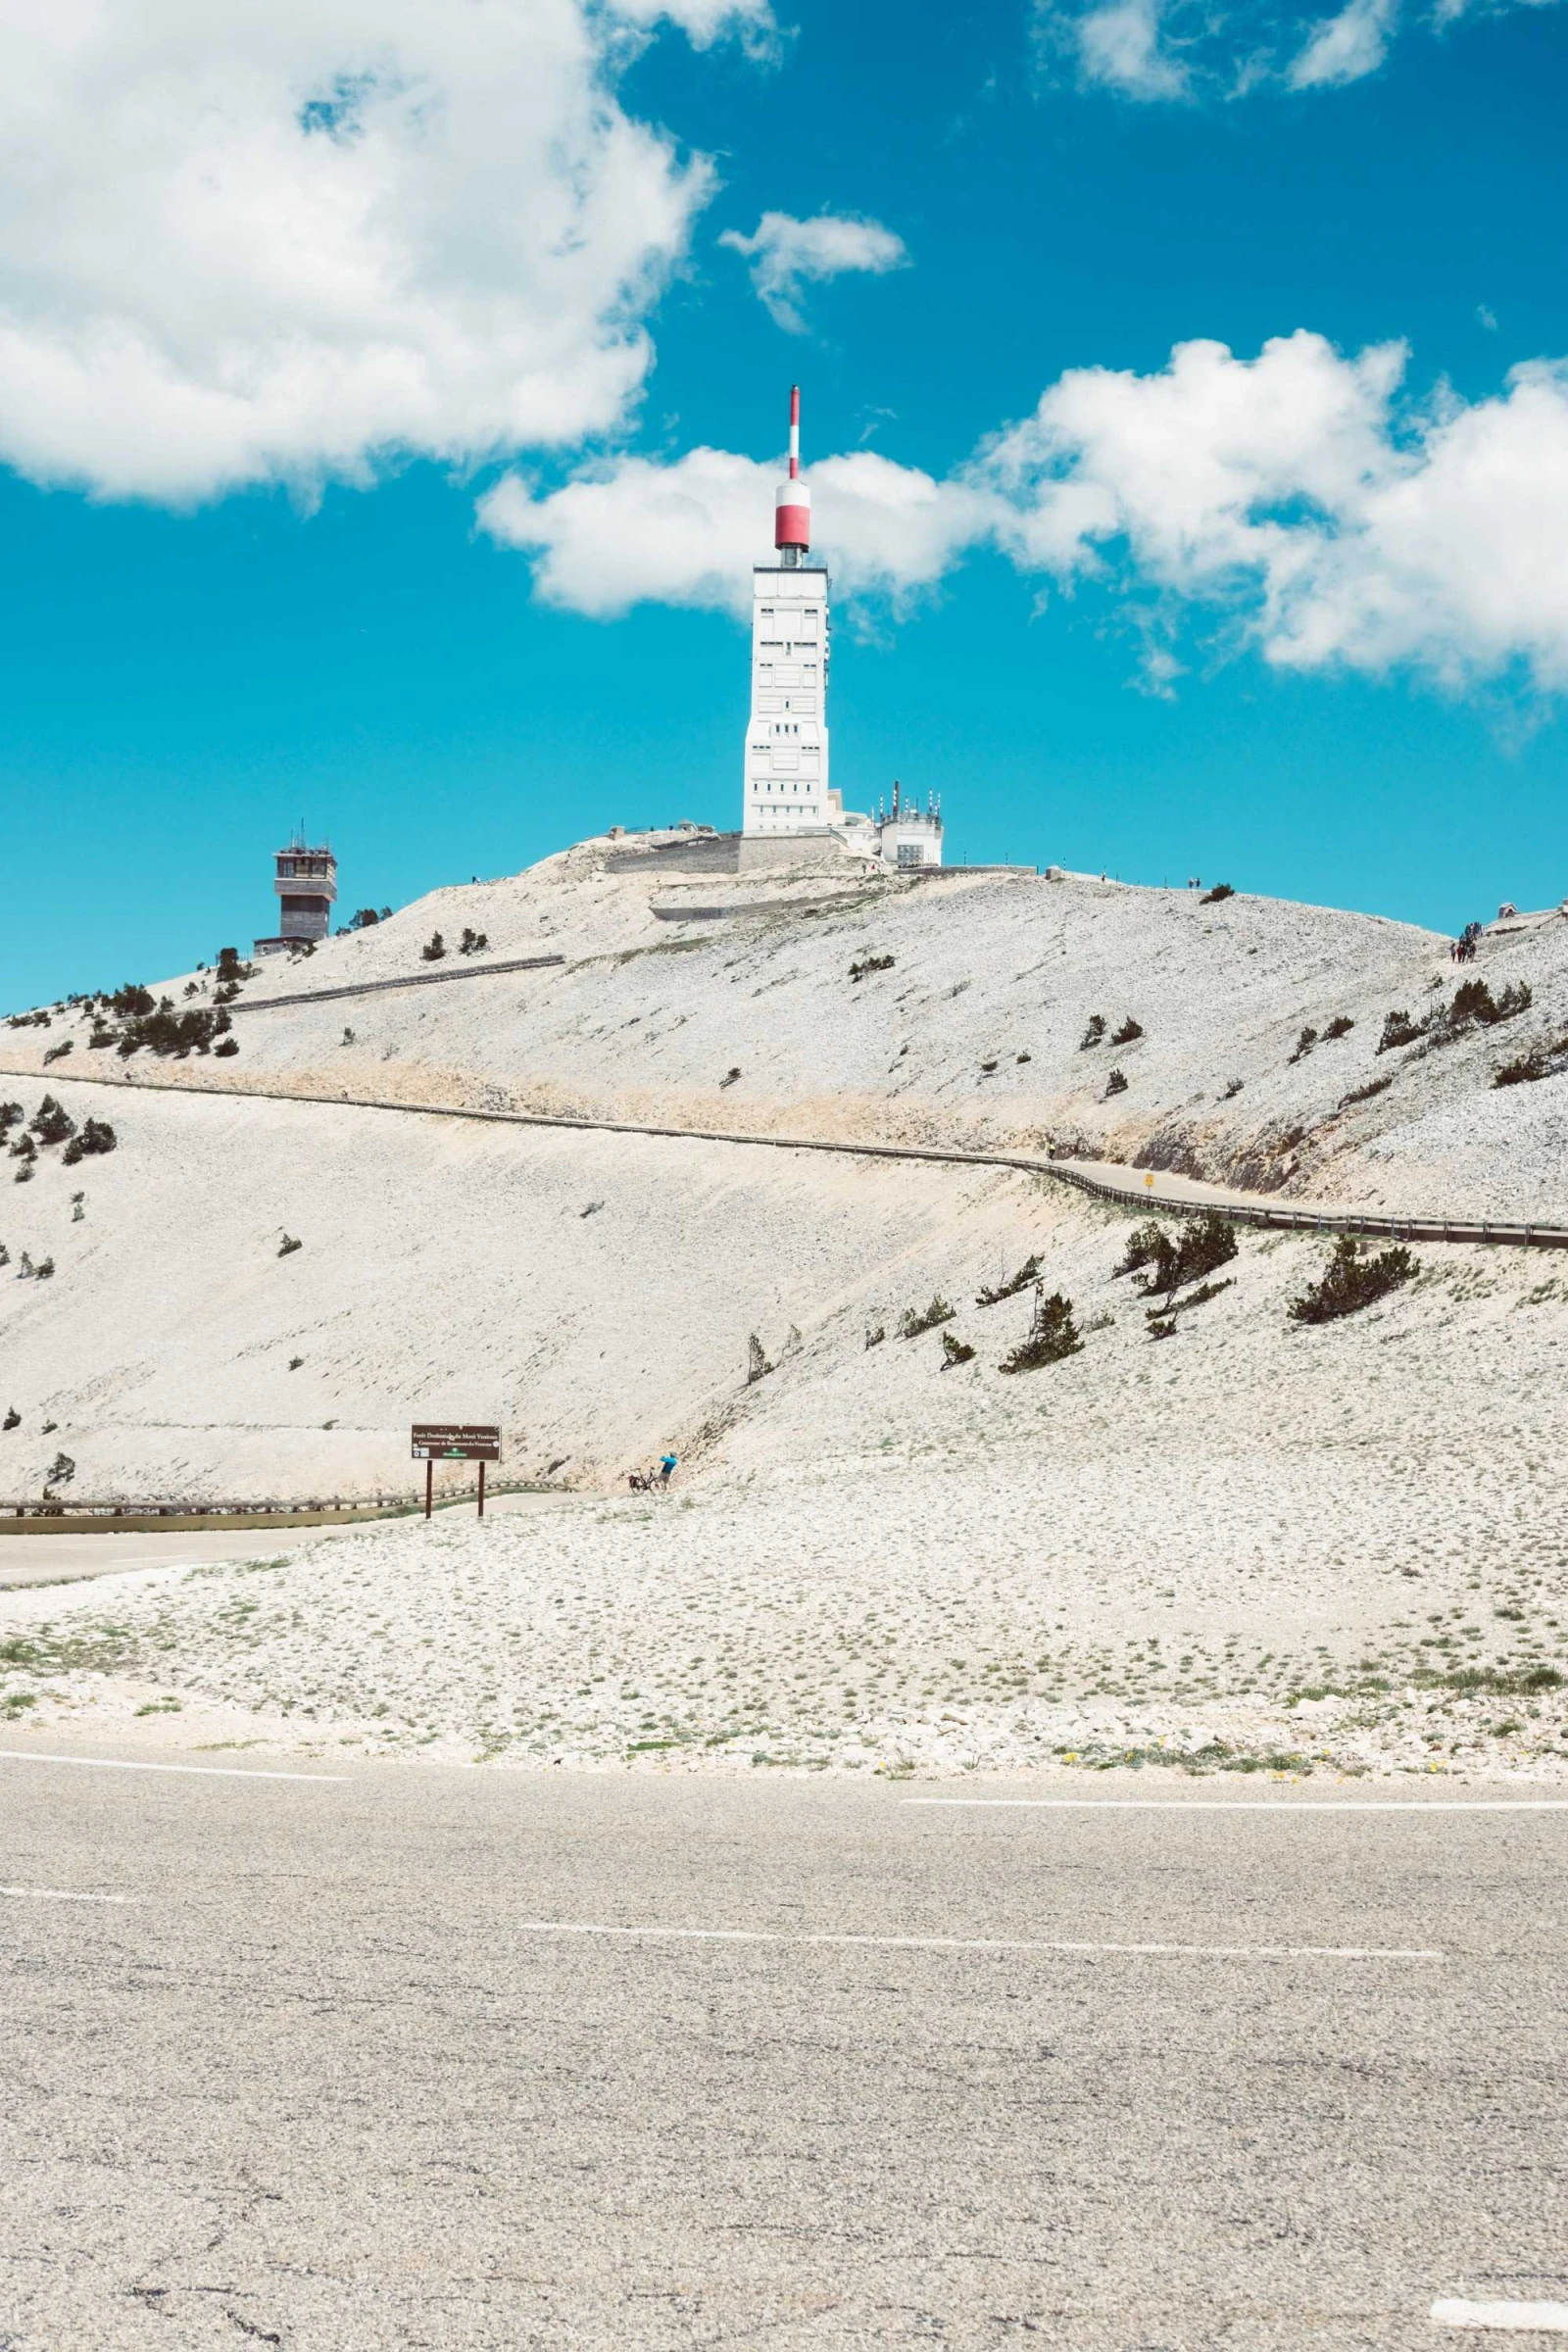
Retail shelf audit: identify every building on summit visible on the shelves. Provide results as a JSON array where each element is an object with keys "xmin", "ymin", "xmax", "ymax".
[
  {"xmin": 742, "ymin": 384, "xmax": 837, "ymax": 839},
  {"xmin": 876, "ymin": 780, "xmax": 943, "ymax": 869},
  {"xmin": 741, "ymin": 387, "xmax": 941, "ymax": 872},
  {"xmin": 254, "ymin": 838, "xmax": 336, "ymax": 956}
]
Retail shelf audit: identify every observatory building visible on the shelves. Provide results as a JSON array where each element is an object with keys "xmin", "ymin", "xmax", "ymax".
[
  {"xmin": 742, "ymin": 386, "xmax": 839, "ymax": 837},
  {"xmin": 740, "ymin": 389, "xmax": 940, "ymax": 869}
]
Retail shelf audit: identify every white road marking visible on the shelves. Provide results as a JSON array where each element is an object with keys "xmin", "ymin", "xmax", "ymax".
[
  {"xmin": 514, "ymin": 1921, "xmax": 1443, "ymax": 1960},
  {"xmin": 1431, "ymin": 2299, "xmax": 1568, "ymax": 2331},
  {"xmin": 0, "ymin": 1749, "xmax": 347, "ymax": 1783},
  {"xmin": 908, "ymin": 1798, "xmax": 1568, "ymax": 1813},
  {"xmin": 1, "ymin": 1885, "xmax": 136, "ymax": 1904}
]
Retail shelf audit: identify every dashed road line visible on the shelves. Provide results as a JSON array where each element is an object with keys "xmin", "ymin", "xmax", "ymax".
[
  {"xmin": 514, "ymin": 1921, "xmax": 1443, "ymax": 1960},
  {"xmin": 0, "ymin": 1749, "xmax": 348, "ymax": 1782},
  {"xmin": 1431, "ymin": 2299, "xmax": 1568, "ymax": 2331},
  {"xmin": 908, "ymin": 1798, "xmax": 1568, "ymax": 1813},
  {"xmin": 0, "ymin": 1885, "xmax": 137, "ymax": 1904}
]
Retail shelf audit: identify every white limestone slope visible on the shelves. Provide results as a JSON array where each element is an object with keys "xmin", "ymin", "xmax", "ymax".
[
  {"xmin": 7, "ymin": 833, "xmax": 1566, "ymax": 1218},
  {"xmin": 1, "ymin": 833, "xmax": 1566, "ymax": 1781}
]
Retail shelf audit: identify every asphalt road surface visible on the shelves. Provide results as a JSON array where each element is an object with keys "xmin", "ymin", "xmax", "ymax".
[{"xmin": 2, "ymin": 1743, "xmax": 1565, "ymax": 2350}]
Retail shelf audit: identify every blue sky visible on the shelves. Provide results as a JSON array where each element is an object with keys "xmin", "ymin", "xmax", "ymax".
[{"xmin": 2, "ymin": 0, "xmax": 1566, "ymax": 1008}]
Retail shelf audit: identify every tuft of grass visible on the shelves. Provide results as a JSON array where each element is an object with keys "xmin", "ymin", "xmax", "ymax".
[{"xmin": 1421, "ymin": 1663, "xmax": 1562, "ymax": 1695}]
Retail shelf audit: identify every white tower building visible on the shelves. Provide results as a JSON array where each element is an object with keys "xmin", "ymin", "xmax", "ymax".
[{"xmin": 742, "ymin": 386, "xmax": 841, "ymax": 836}]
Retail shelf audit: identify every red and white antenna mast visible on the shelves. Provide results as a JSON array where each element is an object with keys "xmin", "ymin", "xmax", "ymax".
[{"xmin": 774, "ymin": 383, "xmax": 810, "ymax": 565}]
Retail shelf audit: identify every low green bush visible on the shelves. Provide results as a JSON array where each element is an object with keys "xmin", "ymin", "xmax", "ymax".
[
  {"xmin": 976, "ymin": 1253, "xmax": 1042, "ymax": 1306},
  {"xmin": 1289, "ymin": 1236, "xmax": 1417, "ymax": 1323},
  {"xmin": 1000, "ymin": 1290, "xmax": 1082, "ymax": 1372}
]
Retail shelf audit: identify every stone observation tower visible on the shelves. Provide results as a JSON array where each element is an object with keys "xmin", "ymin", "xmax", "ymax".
[
  {"xmin": 742, "ymin": 386, "xmax": 842, "ymax": 837},
  {"xmin": 254, "ymin": 837, "xmax": 337, "ymax": 956}
]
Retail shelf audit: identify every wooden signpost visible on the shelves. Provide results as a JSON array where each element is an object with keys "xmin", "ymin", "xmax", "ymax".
[{"xmin": 411, "ymin": 1424, "xmax": 502, "ymax": 1520}]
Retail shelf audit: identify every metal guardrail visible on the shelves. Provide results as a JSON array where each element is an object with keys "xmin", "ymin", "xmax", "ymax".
[
  {"xmin": 1032, "ymin": 1160, "xmax": 1568, "ymax": 1250},
  {"xmin": 2, "ymin": 1064, "xmax": 1563, "ymax": 1251},
  {"xmin": 227, "ymin": 954, "xmax": 566, "ymax": 1013},
  {"xmin": 0, "ymin": 1483, "xmax": 559, "ymax": 1530}
]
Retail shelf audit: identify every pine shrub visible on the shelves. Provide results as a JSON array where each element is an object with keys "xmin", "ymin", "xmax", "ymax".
[
  {"xmin": 940, "ymin": 1331, "xmax": 976, "ymax": 1368},
  {"xmin": 1110, "ymin": 1016, "xmax": 1144, "ymax": 1045},
  {"xmin": 421, "ymin": 932, "xmax": 447, "ymax": 962},
  {"xmin": 1200, "ymin": 882, "xmax": 1235, "ymax": 904},
  {"xmin": 62, "ymin": 1118, "xmax": 116, "ymax": 1165},
  {"xmin": 975, "ymin": 1253, "xmax": 1042, "ymax": 1306},
  {"xmin": 1378, "ymin": 1009, "xmax": 1426, "ymax": 1053},
  {"xmin": 1000, "ymin": 1288, "xmax": 1082, "ymax": 1372},
  {"xmin": 1104, "ymin": 1068, "xmax": 1128, "ymax": 1098},
  {"xmin": 1079, "ymin": 1013, "xmax": 1106, "ymax": 1050},
  {"xmin": 899, "ymin": 1295, "xmax": 955, "ymax": 1339},
  {"xmin": 1342, "ymin": 1074, "xmax": 1394, "ymax": 1106},
  {"xmin": 29, "ymin": 1097, "xmax": 75, "ymax": 1147},
  {"xmin": 1170, "ymin": 1212, "xmax": 1239, "ymax": 1291},
  {"xmin": 1289, "ymin": 1237, "xmax": 1417, "ymax": 1324},
  {"xmin": 1113, "ymin": 1221, "xmax": 1169, "ymax": 1279},
  {"xmin": 1449, "ymin": 977, "xmax": 1531, "ymax": 1029},
  {"xmin": 1494, "ymin": 1051, "xmax": 1549, "ymax": 1088}
]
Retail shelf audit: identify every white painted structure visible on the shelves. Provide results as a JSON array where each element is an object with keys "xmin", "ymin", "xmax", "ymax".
[
  {"xmin": 876, "ymin": 781, "xmax": 943, "ymax": 869},
  {"xmin": 738, "ymin": 389, "xmax": 944, "ymax": 870},
  {"xmin": 743, "ymin": 566, "xmax": 837, "ymax": 834},
  {"xmin": 743, "ymin": 386, "xmax": 838, "ymax": 837}
]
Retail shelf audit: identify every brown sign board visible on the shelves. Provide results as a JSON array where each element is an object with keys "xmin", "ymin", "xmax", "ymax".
[{"xmin": 412, "ymin": 1423, "xmax": 501, "ymax": 1462}]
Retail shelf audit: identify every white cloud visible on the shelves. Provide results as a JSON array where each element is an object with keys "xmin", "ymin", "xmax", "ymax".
[
  {"xmin": 1287, "ymin": 0, "xmax": 1397, "ymax": 88},
  {"xmin": 0, "ymin": 0, "xmax": 768, "ymax": 504},
  {"xmin": 486, "ymin": 328, "xmax": 1568, "ymax": 701},
  {"xmin": 717, "ymin": 212, "xmax": 908, "ymax": 333},
  {"xmin": 479, "ymin": 443, "xmax": 994, "ymax": 616},
  {"xmin": 1070, "ymin": 0, "xmax": 1191, "ymax": 98},
  {"xmin": 984, "ymin": 332, "xmax": 1568, "ymax": 692},
  {"xmin": 1039, "ymin": 0, "xmax": 1557, "ymax": 100}
]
